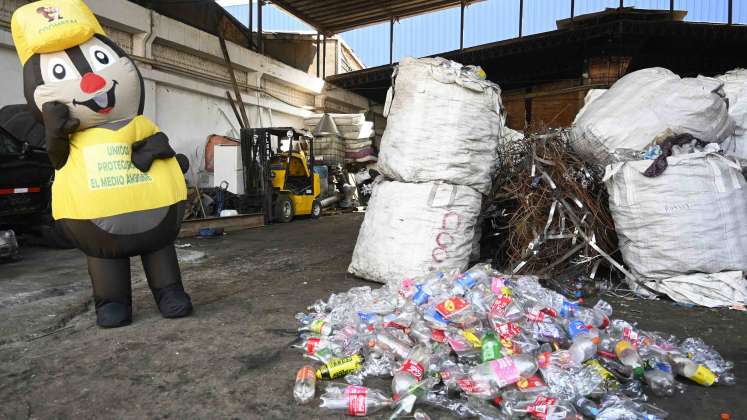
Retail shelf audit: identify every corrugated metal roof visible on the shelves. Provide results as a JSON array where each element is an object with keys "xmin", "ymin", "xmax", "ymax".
[{"xmin": 270, "ymin": 0, "xmax": 479, "ymax": 34}]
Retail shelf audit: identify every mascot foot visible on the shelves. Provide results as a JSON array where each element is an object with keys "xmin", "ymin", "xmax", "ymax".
[
  {"xmin": 96, "ymin": 302, "xmax": 132, "ymax": 328},
  {"xmin": 153, "ymin": 284, "xmax": 193, "ymax": 318}
]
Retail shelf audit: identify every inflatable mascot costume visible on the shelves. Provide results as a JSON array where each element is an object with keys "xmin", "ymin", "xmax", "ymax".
[{"xmin": 12, "ymin": 0, "xmax": 193, "ymax": 328}]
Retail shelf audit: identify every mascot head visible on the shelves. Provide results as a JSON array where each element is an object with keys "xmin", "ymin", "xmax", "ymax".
[{"xmin": 12, "ymin": 0, "xmax": 144, "ymax": 130}]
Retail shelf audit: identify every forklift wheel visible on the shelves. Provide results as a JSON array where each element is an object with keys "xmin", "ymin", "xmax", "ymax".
[
  {"xmin": 276, "ymin": 195, "xmax": 294, "ymax": 223},
  {"xmin": 311, "ymin": 199, "xmax": 322, "ymax": 219}
]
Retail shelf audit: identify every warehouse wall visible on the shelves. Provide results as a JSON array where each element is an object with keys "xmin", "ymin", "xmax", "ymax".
[{"xmin": 0, "ymin": 0, "xmax": 369, "ymax": 186}]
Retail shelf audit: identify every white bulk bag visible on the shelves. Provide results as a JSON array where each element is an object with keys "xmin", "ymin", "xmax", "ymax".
[
  {"xmin": 604, "ymin": 152, "xmax": 747, "ymax": 306},
  {"xmin": 572, "ymin": 68, "xmax": 734, "ymax": 165},
  {"xmin": 716, "ymin": 68, "xmax": 747, "ymax": 160},
  {"xmin": 376, "ymin": 57, "xmax": 504, "ymax": 194},
  {"xmin": 348, "ymin": 179, "xmax": 482, "ymax": 285}
]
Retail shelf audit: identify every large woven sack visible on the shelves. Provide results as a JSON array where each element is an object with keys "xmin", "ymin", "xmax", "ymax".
[
  {"xmin": 716, "ymin": 69, "xmax": 747, "ymax": 161},
  {"xmin": 572, "ymin": 68, "xmax": 734, "ymax": 165},
  {"xmin": 604, "ymin": 152, "xmax": 747, "ymax": 305},
  {"xmin": 376, "ymin": 57, "xmax": 504, "ymax": 194},
  {"xmin": 348, "ymin": 179, "xmax": 481, "ymax": 285}
]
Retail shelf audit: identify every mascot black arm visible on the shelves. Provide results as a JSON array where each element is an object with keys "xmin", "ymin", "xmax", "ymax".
[
  {"xmin": 42, "ymin": 101, "xmax": 80, "ymax": 170},
  {"xmin": 131, "ymin": 132, "xmax": 190, "ymax": 174}
]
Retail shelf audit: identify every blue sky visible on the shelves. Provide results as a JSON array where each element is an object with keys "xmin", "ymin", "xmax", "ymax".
[{"xmin": 218, "ymin": 0, "xmax": 746, "ymax": 68}]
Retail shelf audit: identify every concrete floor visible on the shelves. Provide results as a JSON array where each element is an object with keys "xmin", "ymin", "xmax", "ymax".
[{"xmin": 0, "ymin": 213, "xmax": 743, "ymax": 419}]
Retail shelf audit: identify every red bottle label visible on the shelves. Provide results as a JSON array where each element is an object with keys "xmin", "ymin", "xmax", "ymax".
[
  {"xmin": 623, "ymin": 328, "xmax": 640, "ymax": 347},
  {"xmin": 431, "ymin": 328, "xmax": 446, "ymax": 343},
  {"xmin": 305, "ymin": 337, "xmax": 321, "ymax": 354},
  {"xmin": 346, "ymin": 386, "xmax": 367, "ymax": 416},
  {"xmin": 496, "ymin": 321, "xmax": 522, "ymax": 339},
  {"xmin": 456, "ymin": 378, "xmax": 487, "ymax": 394},
  {"xmin": 527, "ymin": 396, "xmax": 557, "ymax": 419},
  {"xmin": 526, "ymin": 310, "xmax": 545, "ymax": 323},
  {"xmin": 436, "ymin": 297, "xmax": 469, "ymax": 319},
  {"xmin": 489, "ymin": 295, "xmax": 513, "ymax": 317},
  {"xmin": 400, "ymin": 359, "xmax": 425, "ymax": 381}
]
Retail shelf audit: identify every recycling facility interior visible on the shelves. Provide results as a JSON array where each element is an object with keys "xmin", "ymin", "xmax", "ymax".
[{"xmin": 2, "ymin": 0, "xmax": 747, "ymax": 419}]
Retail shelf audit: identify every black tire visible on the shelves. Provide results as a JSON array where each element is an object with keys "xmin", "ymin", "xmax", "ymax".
[
  {"xmin": 310, "ymin": 199, "xmax": 322, "ymax": 219},
  {"xmin": 275, "ymin": 194, "xmax": 294, "ymax": 223}
]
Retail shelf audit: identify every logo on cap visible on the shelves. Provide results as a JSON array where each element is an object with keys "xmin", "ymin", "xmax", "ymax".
[{"xmin": 36, "ymin": 6, "xmax": 62, "ymax": 22}]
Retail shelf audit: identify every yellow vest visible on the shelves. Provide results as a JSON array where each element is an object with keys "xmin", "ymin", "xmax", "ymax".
[{"xmin": 52, "ymin": 115, "xmax": 187, "ymax": 220}]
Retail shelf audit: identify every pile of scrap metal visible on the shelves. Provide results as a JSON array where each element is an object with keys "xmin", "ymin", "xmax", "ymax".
[{"xmin": 482, "ymin": 128, "xmax": 619, "ymax": 287}]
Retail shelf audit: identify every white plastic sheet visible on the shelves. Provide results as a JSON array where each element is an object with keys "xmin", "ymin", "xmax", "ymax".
[
  {"xmin": 376, "ymin": 57, "xmax": 504, "ymax": 194},
  {"xmin": 604, "ymin": 152, "xmax": 747, "ymax": 306},
  {"xmin": 348, "ymin": 179, "xmax": 482, "ymax": 285},
  {"xmin": 572, "ymin": 68, "xmax": 734, "ymax": 165}
]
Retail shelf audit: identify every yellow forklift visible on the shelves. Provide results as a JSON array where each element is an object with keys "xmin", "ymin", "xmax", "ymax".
[{"xmin": 241, "ymin": 127, "xmax": 321, "ymax": 223}]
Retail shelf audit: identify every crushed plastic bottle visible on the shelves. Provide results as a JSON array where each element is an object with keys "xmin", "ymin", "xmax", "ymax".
[
  {"xmin": 293, "ymin": 365, "xmax": 316, "ymax": 404},
  {"xmin": 643, "ymin": 360, "xmax": 676, "ymax": 396},
  {"xmin": 316, "ymin": 354, "xmax": 364, "ymax": 380},
  {"xmin": 392, "ymin": 344, "xmax": 431, "ymax": 400},
  {"xmin": 320, "ymin": 383, "xmax": 392, "ymax": 416},
  {"xmin": 291, "ymin": 262, "xmax": 734, "ymax": 418}
]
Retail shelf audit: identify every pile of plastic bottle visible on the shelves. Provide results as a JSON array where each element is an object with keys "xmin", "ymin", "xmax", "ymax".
[{"xmin": 292, "ymin": 264, "xmax": 736, "ymax": 419}]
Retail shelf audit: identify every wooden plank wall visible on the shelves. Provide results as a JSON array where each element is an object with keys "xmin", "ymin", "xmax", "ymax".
[{"xmin": 502, "ymin": 56, "xmax": 631, "ymax": 131}]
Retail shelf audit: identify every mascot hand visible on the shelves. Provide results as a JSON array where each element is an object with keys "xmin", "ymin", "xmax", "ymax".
[
  {"xmin": 42, "ymin": 101, "xmax": 80, "ymax": 169},
  {"xmin": 42, "ymin": 101, "xmax": 80, "ymax": 138},
  {"xmin": 131, "ymin": 132, "xmax": 176, "ymax": 172},
  {"xmin": 175, "ymin": 153, "xmax": 190, "ymax": 174}
]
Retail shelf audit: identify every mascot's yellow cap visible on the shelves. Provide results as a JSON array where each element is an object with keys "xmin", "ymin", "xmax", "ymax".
[{"xmin": 11, "ymin": 0, "xmax": 106, "ymax": 65}]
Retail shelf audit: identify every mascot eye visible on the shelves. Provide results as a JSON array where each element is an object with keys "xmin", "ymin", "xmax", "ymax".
[
  {"xmin": 88, "ymin": 46, "xmax": 116, "ymax": 71},
  {"xmin": 46, "ymin": 58, "xmax": 75, "ymax": 82}
]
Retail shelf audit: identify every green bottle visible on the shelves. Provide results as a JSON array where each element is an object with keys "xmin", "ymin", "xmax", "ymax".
[{"xmin": 481, "ymin": 332, "xmax": 502, "ymax": 362}]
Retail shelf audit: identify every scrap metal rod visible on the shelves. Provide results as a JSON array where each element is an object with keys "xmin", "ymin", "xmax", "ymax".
[{"xmin": 218, "ymin": 33, "xmax": 250, "ymax": 129}]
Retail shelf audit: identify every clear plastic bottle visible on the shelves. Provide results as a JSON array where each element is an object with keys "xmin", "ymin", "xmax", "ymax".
[
  {"xmin": 452, "ymin": 264, "xmax": 493, "ymax": 295},
  {"xmin": 470, "ymin": 353, "xmax": 539, "ymax": 388},
  {"xmin": 408, "ymin": 319, "xmax": 433, "ymax": 345},
  {"xmin": 293, "ymin": 365, "xmax": 316, "ymax": 404},
  {"xmin": 615, "ymin": 340, "xmax": 644, "ymax": 379},
  {"xmin": 527, "ymin": 396, "xmax": 579, "ymax": 420},
  {"xmin": 668, "ymin": 353, "xmax": 717, "ymax": 386},
  {"xmin": 412, "ymin": 272, "xmax": 446, "ymax": 306},
  {"xmin": 298, "ymin": 317, "xmax": 332, "ymax": 336},
  {"xmin": 392, "ymin": 344, "xmax": 431, "ymax": 399},
  {"xmin": 643, "ymin": 361, "xmax": 675, "ymax": 396},
  {"xmin": 293, "ymin": 335, "xmax": 343, "ymax": 357},
  {"xmin": 574, "ymin": 396, "xmax": 601, "ymax": 418},
  {"xmin": 319, "ymin": 384, "xmax": 392, "ymax": 416},
  {"xmin": 369, "ymin": 331, "xmax": 412, "ymax": 360},
  {"xmin": 568, "ymin": 321, "xmax": 600, "ymax": 364}
]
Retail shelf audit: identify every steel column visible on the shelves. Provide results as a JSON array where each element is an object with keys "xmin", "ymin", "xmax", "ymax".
[
  {"xmin": 322, "ymin": 35, "xmax": 327, "ymax": 78},
  {"xmin": 460, "ymin": 0, "xmax": 465, "ymax": 53},
  {"xmin": 257, "ymin": 0, "xmax": 263, "ymax": 54},
  {"xmin": 669, "ymin": 0, "xmax": 674, "ymax": 11},
  {"xmin": 729, "ymin": 0, "xmax": 733, "ymax": 25},
  {"xmin": 571, "ymin": 0, "xmax": 575, "ymax": 20},
  {"xmin": 316, "ymin": 32, "xmax": 320, "ymax": 77},
  {"xmin": 389, "ymin": 18, "xmax": 394, "ymax": 64},
  {"xmin": 248, "ymin": 0, "xmax": 253, "ymax": 50},
  {"xmin": 519, "ymin": 0, "xmax": 524, "ymax": 37},
  {"xmin": 619, "ymin": 0, "xmax": 624, "ymax": 8}
]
